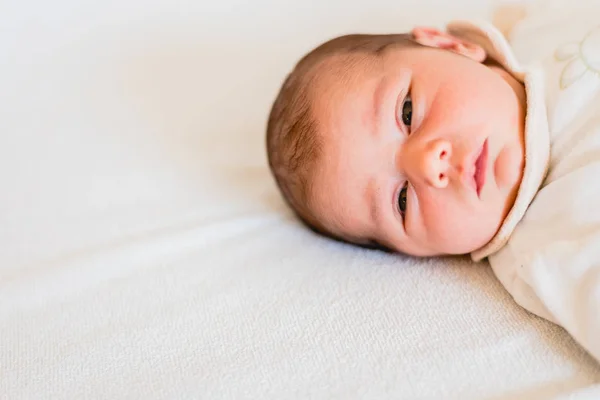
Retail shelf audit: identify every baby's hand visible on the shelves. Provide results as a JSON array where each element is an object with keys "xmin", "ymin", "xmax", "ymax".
[{"xmin": 492, "ymin": 3, "xmax": 527, "ymax": 38}]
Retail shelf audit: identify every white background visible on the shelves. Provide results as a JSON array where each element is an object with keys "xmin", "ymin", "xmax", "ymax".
[{"xmin": 1, "ymin": 1, "xmax": 599, "ymax": 399}]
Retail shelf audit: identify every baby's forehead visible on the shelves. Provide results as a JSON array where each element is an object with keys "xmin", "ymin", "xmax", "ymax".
[
  {"xmin": 307, "ymin": 55, "xmax": 384, "ymax": 241},
  {"xmin": 310, "ymin": 52, "xmax": 384, "ymax": 119},
  {"xmin": 309, "ymin": 52, "xmax": 382, "ymax": 93},
  {"xmin": 308, "ymin": 54, "xmax": 383, "ymax": 135}
]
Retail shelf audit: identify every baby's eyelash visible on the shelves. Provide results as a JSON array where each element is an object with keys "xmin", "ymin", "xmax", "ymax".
[
  {"xmin": 400, "ymin": 94, "xmax": 413, "ymax": 129},
  {"xmin": 398, "ymin": 182, "xmax": 408, "ymax": 216}
]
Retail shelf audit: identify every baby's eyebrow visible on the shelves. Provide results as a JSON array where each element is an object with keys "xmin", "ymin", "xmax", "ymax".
[
  {"xmin": 371, "ymin": 77, "xmax": 387, "ymax": 138},
  {"xmin": 367, "ymin": 176, "xmax": 380, "ymax": 230}
]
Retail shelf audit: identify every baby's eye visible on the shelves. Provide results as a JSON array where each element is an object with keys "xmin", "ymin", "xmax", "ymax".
[
  {"xmin": 401, "ymin": 95, "xmax": 412, "ymax": 127},
  {"xmin": 398, "ymin": 184, "xmax": 408, "ymax": 215}
]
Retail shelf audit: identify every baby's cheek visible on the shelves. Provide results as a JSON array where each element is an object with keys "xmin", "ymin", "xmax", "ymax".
[
  {"xmin": 421, "ymin": 195, "xmax": 494, "ymax": 254},
  {"xmin": 495, "ymin": 145, "xmax": 523, "ymax": 191},
  {"xmin": 420, "ymin": 196, "xmax": 463, "ymax": 246}
]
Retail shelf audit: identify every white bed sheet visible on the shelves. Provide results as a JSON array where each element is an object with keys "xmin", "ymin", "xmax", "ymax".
[{"xmin": 1, "ymin": 0, "xmax": 600, "ymax": 398}]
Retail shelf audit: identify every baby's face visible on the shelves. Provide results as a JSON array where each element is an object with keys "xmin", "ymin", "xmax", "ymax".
[{"xmin": 309, "ymin": 32, "xmax": 527, "ymax": 256}]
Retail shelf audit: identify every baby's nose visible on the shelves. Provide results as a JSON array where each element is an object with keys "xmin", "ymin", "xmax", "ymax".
[{"xmin": 420, "ymin": 139, "xmax": 452, "ymax": 188}]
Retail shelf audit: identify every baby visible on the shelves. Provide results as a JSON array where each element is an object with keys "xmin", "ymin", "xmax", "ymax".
[
  {"xmin": 267, "ymin": 1, "xmax": 600, "ymax": 363},
  {"xmin": 267, "ymin": 26, "xmax": 527, "ymax": 258}
]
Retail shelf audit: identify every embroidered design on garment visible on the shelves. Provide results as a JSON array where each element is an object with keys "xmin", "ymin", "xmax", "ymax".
[{"xmin": 555, "ymin": 26, "xmax": 600, "ymax": 89}]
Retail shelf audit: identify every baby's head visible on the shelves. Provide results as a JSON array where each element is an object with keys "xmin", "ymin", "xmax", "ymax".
[{"xmin": 267, "ymin": 27, "xmax": 526, "ymax": 257}]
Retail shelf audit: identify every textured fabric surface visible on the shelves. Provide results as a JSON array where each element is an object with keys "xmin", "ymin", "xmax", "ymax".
[{"xmin": 1, "ymin": 0, "xmax": 600, "ymax": 399}]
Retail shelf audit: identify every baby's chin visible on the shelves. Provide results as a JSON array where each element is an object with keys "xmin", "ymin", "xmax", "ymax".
[
  {"xmin": 389, "ymin": 237, "xmax": 488, "ymax": 258},
  {"xmin": 430, "ymin": 220, "xmax": 503, "ymax": 257}
]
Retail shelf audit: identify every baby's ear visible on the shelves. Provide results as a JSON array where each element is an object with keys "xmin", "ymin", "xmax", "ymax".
[{"xmin": 411, "ymin": 27, "xmax": 486, "ymax": 63}]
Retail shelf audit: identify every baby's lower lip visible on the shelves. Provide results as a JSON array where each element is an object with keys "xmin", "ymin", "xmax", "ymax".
[{"xmin": 474, "ymin": 139, "xmax": 489, "ymax": 198}]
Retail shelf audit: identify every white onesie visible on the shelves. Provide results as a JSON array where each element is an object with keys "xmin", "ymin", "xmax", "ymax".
[{"xmin": 449, "ymin": 1, "xmax": 600, "ymax": 363}]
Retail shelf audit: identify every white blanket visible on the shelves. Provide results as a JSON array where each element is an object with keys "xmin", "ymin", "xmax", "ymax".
[{"xmin": 1, "ymin": 0, "xmax": 600, "ymax": 398}]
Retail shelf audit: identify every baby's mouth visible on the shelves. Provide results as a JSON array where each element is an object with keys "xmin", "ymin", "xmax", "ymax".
[{"xmin": 474, "ymin": 139, "xmax": 488, "ymax": 198}]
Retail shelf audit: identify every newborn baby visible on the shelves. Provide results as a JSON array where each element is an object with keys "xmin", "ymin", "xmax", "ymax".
[
  {"xmin": 267, "ymin": 1, "xmax": 600, "ymax": 362},
  {"xmin": 267, "ymin": 27, "xmax": 527, "ymax": 257}
]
